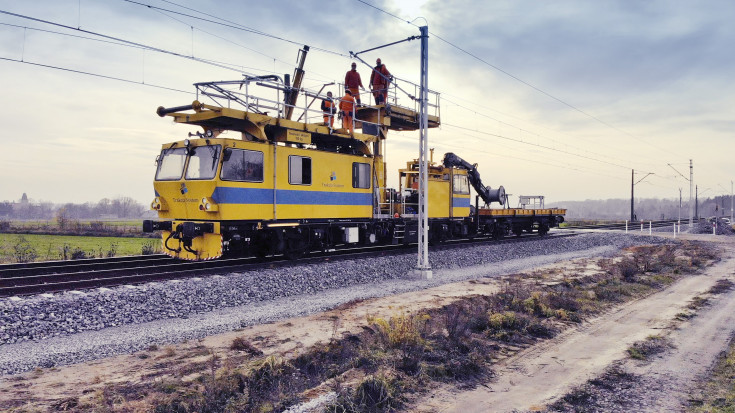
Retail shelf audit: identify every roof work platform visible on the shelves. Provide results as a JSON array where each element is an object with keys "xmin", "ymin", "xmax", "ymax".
[{"xmin": 156, "ymin": 59, "xmax": 440, "ymax": 147}]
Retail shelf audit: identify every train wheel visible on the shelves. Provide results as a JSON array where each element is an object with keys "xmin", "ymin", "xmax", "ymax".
[
  {"xmin": 253, "ymin": 230, "xmax": 275, "ymax": 258},
  {"xmin": 284, "ymin": 230, "xmax": 308, "ymax": 260},
  {"xmin": 492, "ymin": 227, "xmax": 503, "ymax": 240}
]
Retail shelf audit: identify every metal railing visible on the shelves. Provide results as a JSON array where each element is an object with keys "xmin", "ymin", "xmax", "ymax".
[
  {"xmin": 337, "ymin": 75, "xmax": 440, "ymax": 119},
  {"xmin": 193, "ymin": 78, "xmax": 385, "ymax": 136}
]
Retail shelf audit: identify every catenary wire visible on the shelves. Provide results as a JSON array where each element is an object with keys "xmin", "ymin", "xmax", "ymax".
[
  {"xmin": 3, "ymin": 4, "xmax": 721, "ymax": 191},
  {"xmin": 120, "ymin": 0, "xmax": 347, "ymax": 57},
  {"xmin": 0, "ymin": 56, "xmax": 191, "ymax": 94},
  {"xmin": 352, "ymin": 0, "xmax": 688, "ymax": 160},
  {"xmin": 0, "ymin": 9, "xmax": 247, "ymax": 74}
]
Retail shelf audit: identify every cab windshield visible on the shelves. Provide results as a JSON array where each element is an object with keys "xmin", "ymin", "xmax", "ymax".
[
  {"xmin": 154, "ymin": 145, "xmax": 221, "ymax": 181},
  {"xmin": 155, "ymin": 147, "xmax": 187, "ymax": 181},
  {"xmin": 185, "ymin": 145, "xmax": 221, "ymax": 180}
]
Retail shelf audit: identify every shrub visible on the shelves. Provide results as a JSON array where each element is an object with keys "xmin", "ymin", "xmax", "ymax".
[
  {"xmin": 250, "ymin": 355, "xmax": 290, "ymax": 388},
  {"xmin": 627, "ymin": 335, "xmax": 671, "ymax": 360},
  {"xmin": 142, "ymin": 241, "xmax": 158, "ymax": 255},
  {"xmin": 488, "ymin": 311, "xmax": 519, "ymax": 330},
  {"xmin": 230, "ymin": 337, "xmax": 263, "ymax": 356},
  {"xmin": 90, "ymin": 221, "xmax": 105, "ymax": 231},
  {"xmin": 367, "ymin": 311, "xmax": 430, "ymax": 351},
  {"xmin": 616, "ymin": 258, "xmax": 639, "ymax": 280},
  {"xmin": 106, "ymin": 242, "xmax": 118, "ymax": 258},
  {"xmin": 71, "ymin": 248, "xmax": 87, "ymax": 260},
  {"xmin": 12, "ymin": 236, "xmax": 37, "ymax": 262},
  {"xmin": 521, "ymin": 291, "xmax": 555, "ymax": 317},
  {"xmin": 525, "ymin": 321, "xmax": 557, "ymax": 338},
  {"xmin": 443, "ymin": 303, "xmax": 471, "ymax": 341},
  {"xmin": 354, "ymin": 374, "xmax": 395, "ymax": 411}
]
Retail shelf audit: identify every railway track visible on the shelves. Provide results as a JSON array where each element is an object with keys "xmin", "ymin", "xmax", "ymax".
[
  {"xmin": 0, "ymin": 232, "xmax": 578, "ymax": 297},
  {"xmin": 559, "ymin": 219, "xmax": 684, "ymax": 231}
]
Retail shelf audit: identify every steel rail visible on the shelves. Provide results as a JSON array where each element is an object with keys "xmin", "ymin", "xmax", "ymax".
[
  {"xmin": 0, "ymin": 232, "xmax": 578, "ymax": 297},
  {"xmin": 559, "ymin": 219, "xmax": 683, "ymax": 230},
  {"xmin": 0, "ymin": 254, "xmax": 171, "ymax": 277}
]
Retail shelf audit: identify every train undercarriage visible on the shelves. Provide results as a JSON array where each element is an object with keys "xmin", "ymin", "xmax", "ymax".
[{"xmin": 145, "ymin": 213, "xmax": 564, "ymax": 260}]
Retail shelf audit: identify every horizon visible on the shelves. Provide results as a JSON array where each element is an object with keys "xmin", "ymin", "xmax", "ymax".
[{"xmin": 2, "ymin": 1, "xmax": 734, "ymax": 205}]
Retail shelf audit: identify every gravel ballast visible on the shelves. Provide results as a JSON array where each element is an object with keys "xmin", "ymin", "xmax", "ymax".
[{"xmin": 0, "ymin": 232, "xmax": 668, "ymax": 375}]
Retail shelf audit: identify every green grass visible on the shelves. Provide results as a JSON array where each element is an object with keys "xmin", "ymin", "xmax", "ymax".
[
  {"xmin": 6, "ymin": 219, "xmax": 142, "ymax": 229},
  {"xmin": 0, "ymin": 233, "xmax": 160, "ymax": 263}
]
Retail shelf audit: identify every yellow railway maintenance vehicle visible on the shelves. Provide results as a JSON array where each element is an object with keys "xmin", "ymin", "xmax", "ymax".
[{"xmin": 143, "ymin": 48, "xmax": 565, "ymax": 260}]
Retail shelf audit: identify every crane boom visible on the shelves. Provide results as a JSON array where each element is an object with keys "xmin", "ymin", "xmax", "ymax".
[
  {"xmin": 283, "ymin": 45, "xmax": 310, "ymax": 120},
  {"xmin": 443, "ymin": 152, "xmax": 505, "ymax": 205}
]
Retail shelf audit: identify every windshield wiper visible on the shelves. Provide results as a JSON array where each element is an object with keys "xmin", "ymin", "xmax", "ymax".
[{"xmin": 206, "ymin": 144, "xmax": 219, "ymax": 170}]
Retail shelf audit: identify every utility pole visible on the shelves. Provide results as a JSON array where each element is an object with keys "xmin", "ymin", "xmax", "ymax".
[
  {"xmin": 731, "ymin": 180, "xmax": 733, "ymax": 223},
  {"xmin": 630, "ymin": 170, "xmax": 634, "ymax": 222},
  {"xmin": 415, "ymin": 25, "xmax": 431, "ymax": 279},
  {"xmin": 669, "ymin": 161, "xmax": 692, "ymax": 228},
  {"xmin": 695, "ymin": 185, "xmax": 698, "ymax": 219},
  {"xmin": 689, "ymin": 160, "xmax": 694, "ymax": 226},
  {"xmin": 631, "ymin": 170, "xmax": 653, "ymax": 222}
]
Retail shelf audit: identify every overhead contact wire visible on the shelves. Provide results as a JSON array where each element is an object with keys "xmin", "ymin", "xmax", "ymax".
[
  {"xmin": 0, "ymin": 56, "xmax": 191, "ymax": 94},
  {"xmin": 0, "ymin": 9, "xmax": 245, "ymax": 73},
  {"xmin": 121, "ymin": 0, "xmax": 347, "ymax": 57},
  {"xmin": 353, "ymin": 0, "xmax": 686, "ymax": 160}
]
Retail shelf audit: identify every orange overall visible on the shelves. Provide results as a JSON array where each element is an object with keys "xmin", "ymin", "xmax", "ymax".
[
  {"xmin": 344, "ymin": 69, "xmax": 363, "ymax": 105},
  {"xmin": 339, "ymin": 93, "xmax": 356, "ymax": 135},
  {"xmin": 321, "ymin": 98, "xmax": 335, "ymax": 127},
  {"xmin": 370, "ymin": 64, "xmax": 391, "ymax": 105}
]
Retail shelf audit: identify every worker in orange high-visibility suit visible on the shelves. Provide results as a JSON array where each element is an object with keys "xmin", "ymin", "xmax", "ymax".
[
  {"xmin": 321, "ymin": 91, "xmax": 336, "ymax": 128},
  {"xmin": 339, "ymin": 89, "xmax": 356, "ymax": 135},
  {"xmin": 344, "ymin": 62, "xmax": 364, "ymax": 106},
  {"xmin": 370, "ymin": 58, "xmax": 391, "ymax": 105}
]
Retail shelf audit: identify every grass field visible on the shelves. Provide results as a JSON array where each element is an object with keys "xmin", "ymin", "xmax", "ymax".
[
  {"xmin": 0, "ymin": 233, "xmax": 161, "ymax": 263},
  {"xmin": 7, "ymin": 219, "xmax": 142, "ymax": 229}
]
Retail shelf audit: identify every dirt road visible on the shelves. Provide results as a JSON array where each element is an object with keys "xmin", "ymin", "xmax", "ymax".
[
  {"xmin": 2, "ymin": 233, "xmax": 732, "ymax": 412},
  {"xmin": 411, "ymin": 234, "xmax": 735, "ymax": 412}
]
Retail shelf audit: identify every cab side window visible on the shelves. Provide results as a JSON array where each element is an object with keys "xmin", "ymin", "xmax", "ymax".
[
  {"xmin": 453, "ymin": 174, "xmax": 470, "ymax": 194},
  {"xmin": 352, "ymin": 162, "xmax": 371, "ymax": 189},
  {"xmin": 289, "ymin": 155, "xmax": 311, "ymax": 185},
  {"xmin": 221, "ymin": 149, "xmax": 264, "ymax": 182}
]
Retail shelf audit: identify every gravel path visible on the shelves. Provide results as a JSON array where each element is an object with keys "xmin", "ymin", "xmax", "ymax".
[{"xmin": 0, "ymin": 232, "xmax": 666, "ymax": 375}]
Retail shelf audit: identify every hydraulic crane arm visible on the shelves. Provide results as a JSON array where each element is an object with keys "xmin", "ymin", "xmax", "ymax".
[
  {"xmin": 443, "ymin": 152, "xmax": 505, "ymax": 205},
  {"xmin": 283, "ymin": 45, "xmax": 310, "ymax": 120}
]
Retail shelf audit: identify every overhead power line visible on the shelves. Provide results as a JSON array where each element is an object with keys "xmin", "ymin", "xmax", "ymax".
[
  {"xmin": 0, "ymin": 9, "xmax": 246, "ymax": 74},
  {"xmin": 121, "ymin": 0, "xmax": 347, "ymax": 57},
  {"xmin": 0, "ymin": 56, "xmax": 190, "ymax": 94},
  {"xmin": 440, "ymin": 95, "xmax": 658, "ymax": 172},
  {"xmin": 353, "ymin": 0, "xmax": 686, "ymax": 160},
  {"xmin": 442, "ymin": 122, "xmax": 631, "ymax": 170},
  {"xmin": 135, "ymin": 4, "xmax": 336, "ymax": 83}
]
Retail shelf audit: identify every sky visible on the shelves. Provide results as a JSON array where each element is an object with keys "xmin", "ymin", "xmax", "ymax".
[{"xmin": 0, "ymin": 0, "xmax": 733, "ymax": 207}]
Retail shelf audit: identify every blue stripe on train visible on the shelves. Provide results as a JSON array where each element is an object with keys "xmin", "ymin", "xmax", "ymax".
[
  {"xmin": 211, "ymin": 186, "xmax": 372, "ymax": 206},
  {"xmin": 452, "ymin": 197, "xmax": 471, "ymax": 208}
]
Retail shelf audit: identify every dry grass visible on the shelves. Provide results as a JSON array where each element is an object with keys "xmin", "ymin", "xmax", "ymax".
[
  {"xmin": 61, "ymin": 242, "xmax": 717, "ymax": 413},
  {"xmin": 689, "ymin": 336, "xmax": 735, "ymax": 412}
]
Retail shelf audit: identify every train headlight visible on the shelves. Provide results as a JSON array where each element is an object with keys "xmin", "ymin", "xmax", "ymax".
[
  {"xmin": 198, "ymin": 197, "xmax": 218, "ymax": 212},
  {"xmin": 151, "ymin": 197, "xmax": 168, "ymax": 211}
]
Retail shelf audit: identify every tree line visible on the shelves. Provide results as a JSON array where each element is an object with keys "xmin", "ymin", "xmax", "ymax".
[
  {"xmin": 0, "ymin": 196, "xmax": 149, "ymax": 220},
  {"xmin": 549, "ymin": 195, "xmax": 734, "ymax": 221}
]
